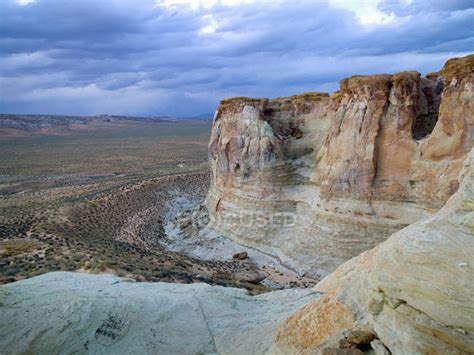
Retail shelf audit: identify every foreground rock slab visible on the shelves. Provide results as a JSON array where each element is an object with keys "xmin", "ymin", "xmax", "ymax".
[{"xmin": 0, "ymin": 272, "xmax": 319, "ymax": 354}]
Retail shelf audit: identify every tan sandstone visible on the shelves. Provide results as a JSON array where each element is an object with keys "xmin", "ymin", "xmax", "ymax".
[
  {"xmin": 206, "ymin": 54, "xmax": 473, "ymax": 277},
  {"xmin": 272, "ymin": 146, "xmax": 474, "ymax": 354}
]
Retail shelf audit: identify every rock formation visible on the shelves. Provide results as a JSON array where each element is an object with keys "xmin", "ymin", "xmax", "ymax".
[
  {"xmin": 0, "ymin": 55, "xmax": 472, "ymax": 355},
  {"xmin": 206, "ymin": 54, "xmax": 473, "ymax": 277},
  {"xmin": 0, "ymin": 272, "xmax": 319, "ymax": 354},
  {"xmin": 272, "ymin": 148, "xmax": 474, "ymax": 354}
]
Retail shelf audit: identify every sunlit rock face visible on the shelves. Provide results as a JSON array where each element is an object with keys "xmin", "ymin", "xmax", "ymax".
[
  {"xmin": 272, "ymin": 148, "xmax": 474, "ymax": 354},
  {"xmin": 206, "ymin": 54, "xmax": 473, "ymax": 277}
]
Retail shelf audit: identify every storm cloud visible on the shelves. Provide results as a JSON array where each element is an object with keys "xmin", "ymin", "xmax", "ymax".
[{"xmin": 0, "ymin": 0, "xmax": 472, "ymax": 116}]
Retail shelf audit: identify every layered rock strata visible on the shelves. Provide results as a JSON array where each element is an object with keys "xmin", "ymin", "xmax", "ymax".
[
  {"xmin": 206, "ymin": 54, "xmax": 473, "ymax": 276},
  {"xmin": 272, "ymin": 148, "xmax": 474, "ymax": 354}
]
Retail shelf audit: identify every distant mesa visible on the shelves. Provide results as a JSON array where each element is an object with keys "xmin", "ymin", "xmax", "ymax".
[{"xmin": 0, "ymin": 113, "xmax": 211, "ymax": 136}]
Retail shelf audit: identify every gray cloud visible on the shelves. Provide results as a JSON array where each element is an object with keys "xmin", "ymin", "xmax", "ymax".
[{"xmin": 0, "ymin": 0, "xmax": 472, "ymax": 116}]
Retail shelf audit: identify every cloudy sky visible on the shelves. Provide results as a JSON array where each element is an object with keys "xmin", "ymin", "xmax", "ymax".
[{"xmin": 0, "ymin": 0, "xmax": 472, "ymax": 117}]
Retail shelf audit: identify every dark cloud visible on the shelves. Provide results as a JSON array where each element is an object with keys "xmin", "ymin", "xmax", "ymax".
[
  {"xmin": 379, "ymin": 0, "xmax": 474, "ymax": 15},
  {"xmin": 0, "ymin": 0, "xmax": 472, "ymax": 116}
]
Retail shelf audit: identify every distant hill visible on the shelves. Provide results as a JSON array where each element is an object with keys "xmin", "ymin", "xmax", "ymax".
[
  {"xmin": 184, "ymin": 113, "xmax": 214, "ymax": 121},
  {"xmin": 0, "ymin": 113, "xmax": 210, "ymax": 136}
]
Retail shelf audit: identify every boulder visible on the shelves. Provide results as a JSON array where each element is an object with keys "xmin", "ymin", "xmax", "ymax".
[
  {"xmin": 178, "ymin": 217, "xmax": 192, "ymax": 229},
  {"xmin": 233, "ymin": 251, "xmax": 249, "ymax": 260}
]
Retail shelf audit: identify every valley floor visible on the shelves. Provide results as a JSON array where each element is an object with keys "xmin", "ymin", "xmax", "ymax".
[{"xmin": 0, "ymin": 119, "xmax": 316, "ymax": 290}]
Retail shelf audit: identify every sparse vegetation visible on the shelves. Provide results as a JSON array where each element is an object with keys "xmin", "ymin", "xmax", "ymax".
[{"xmin": 0, "ymin": 119, "xmax": 267, "ymax": 292}]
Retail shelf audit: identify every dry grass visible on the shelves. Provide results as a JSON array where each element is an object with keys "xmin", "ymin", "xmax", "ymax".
[{"xmin": 1, "ymin": 241, "xmax": 37, "ymax": 257}]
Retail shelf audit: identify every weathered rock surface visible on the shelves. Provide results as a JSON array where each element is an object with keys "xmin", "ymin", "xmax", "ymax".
[
  {"xmin": 272, "ymin": 148, "xmax": 474, "ymax": 354},
  {"xmin": 1, "ymin": 55, "xmax": 472, "ymax": 355},
  {"xmin": 0, "ymin": 272, "xmax": 319, "ymax": 354},
  {"xmin": 206, "ymin": 54, "xmax": 473, "ymax": 276}
]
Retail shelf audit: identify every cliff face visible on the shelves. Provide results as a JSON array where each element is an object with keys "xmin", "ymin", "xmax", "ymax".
[
  {"xmin": 272, "ymin": 148, "xmax": 474, "ymax": 354},
  {"xmin": 206, "ymin": 55, "xmax": 473, "ymax": 276}
]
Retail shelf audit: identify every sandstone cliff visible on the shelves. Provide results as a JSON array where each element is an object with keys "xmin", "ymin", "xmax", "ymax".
[
  {"xmin": 206, "ymin": 54, "xmax": 473, "ymax": 276},
  {"xmin": 272, "ymin": 147, "xmax": 474, "ymax": 354}
]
